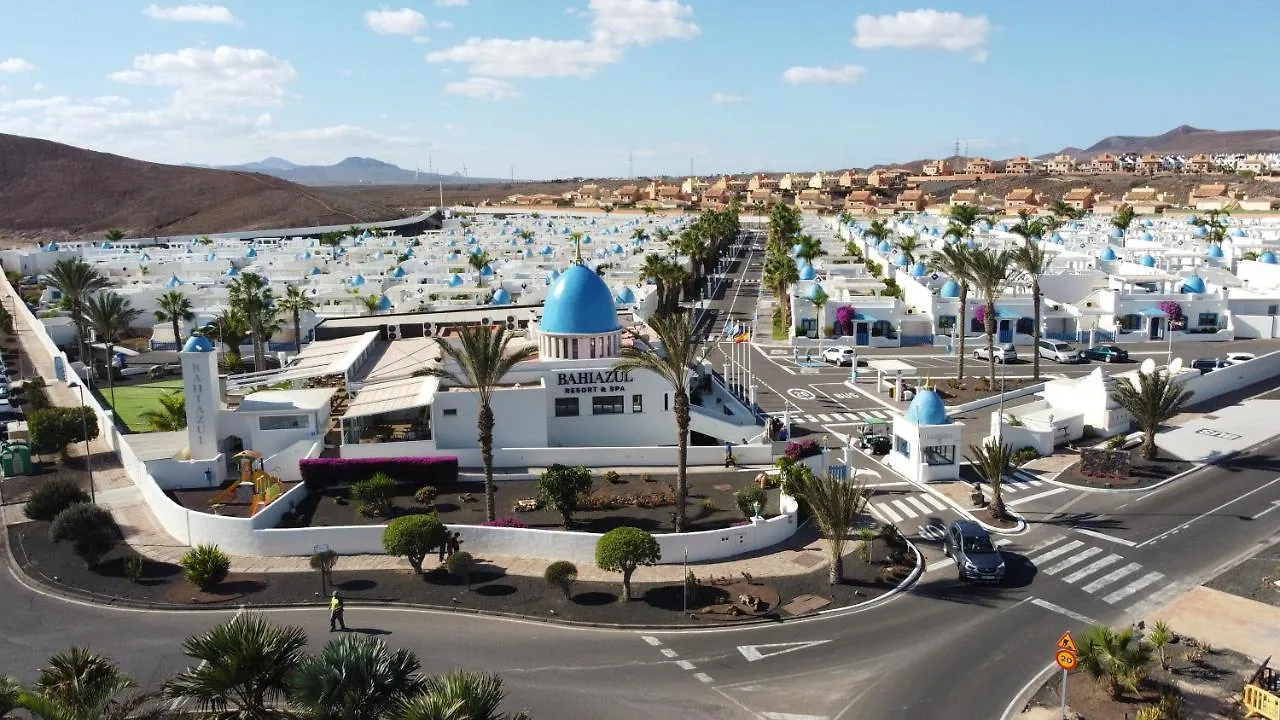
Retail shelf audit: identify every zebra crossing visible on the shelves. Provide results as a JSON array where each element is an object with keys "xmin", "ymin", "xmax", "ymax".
[
  {"xmin": 977, "ymin": 469, "xmax": 1070, "ymax": 506},
  {"xmin": 1024, "ymin": 534, "xmax": 1168, "ymax": 606},
  {"xmin": 795, "ymin": 409, "xmax": 895, "ymax": 424},
  {"xmin": 867, "ymin": 491, "xmax": 948, "ymax": 525}
]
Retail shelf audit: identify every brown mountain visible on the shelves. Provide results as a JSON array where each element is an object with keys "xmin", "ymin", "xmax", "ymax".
[
  {"xmin": 1056, "ymin": 125, "xmax": 1280, "ymax": 156},
  {"xmin": 0, "ymin": 133, "xmax": 403, "ymax": 241}
]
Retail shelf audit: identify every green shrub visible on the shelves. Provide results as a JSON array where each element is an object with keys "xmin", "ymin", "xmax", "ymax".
[
  {"xmin": 309, "ymin": 549, "xmax": 339, "ymax": 574},
  {"xmin": 29, "ymin": 406, "xmax": 98, "ymax": 455},
  {"xmin": 603, "ymin": 470, "xmax": 623, "ymax": 484},
  {"xmin": 595, "ymin": 527, "xmax": 660, "ymax": 601},
  {"xmin": 537, "ymin": 464, "xmax": 593, "ymax": 529},
  {"xmin": 181, "ymin": 544, "xmax": 231, "ymax": 591},
  {"xmin": 1107, "ymin": 434, "xmax": 1127, "ymax": 450},
  {"xmin": 445, "ymin": 550, "xmax": 475, "ymax": 589},
  {"xmin": 700, "ymin": 497, "xmax": 717, "ymax": 512},
  {"xmin": 735, "ymin": 485, "xmax": 768, "ymax": 519},
  {"xmin": 414, "ymin": 485, "xmax": 439, "ymax": 505},
  {"xmin": 24, "ymin": 379, "xmax": 51, "ymax": 411},
  {"xmin": 1012, "ymin": 446, "xmax": 1040, "ymax": 466},
  {"xmin": 382, "ymin": 514, "xmax": 446, "ymax": 573},
  {"xmin": 24, "ymin": 477, "xmax": 89, "ymax": 521},
  {"xmin": 124, "ymin": 555, "xmax": 143, "ymax": 583},
  {"xmin": 351, "ymin": 472, "xmax": 395, "ymax": 517},
  {"xmin": 49, "ymin": 503, "xmax": 118, "ymax": 568},
  {"xmin": 544, "ymin": 560, "xmax": 578, "ymax": 599}
]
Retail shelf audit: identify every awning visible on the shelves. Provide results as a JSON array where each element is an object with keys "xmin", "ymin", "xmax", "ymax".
[
  {"xmin": 854, "ymin": 312, "xmax": 879, "ymax": 322},
  {"xmin": 1138, "ymin": 307, "xmax": 1167, "ymax": 317},
  {"xmin": 342, "ymin": 376, "xmax": 439, "ymax": 420},
  {"xmin": 995, "ymin": 309, "xmax": 1023, "ymax": 320}
]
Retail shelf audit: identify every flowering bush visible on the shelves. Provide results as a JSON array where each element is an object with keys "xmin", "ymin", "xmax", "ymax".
[
  {"xmin": 299, "ymin": 456, "xmax": 459, "ymax": 491},
  {"xmin": 1158, "ymin": 301, "xmax": 1185, "ymax": 329},
  {"xmin": 481, "ymin": 516, "xmax": 530, "ymax": 528},
  {"xmin": 783, "ymin": 439, "xmax": 821, "ymax": 460},
  {"xmin": 834, "ymin": 305, "xmax": 856, "ymax": 337},
  {"xmin": 974, "ymin": 305, "xmax": 987, "ymax": 328}
]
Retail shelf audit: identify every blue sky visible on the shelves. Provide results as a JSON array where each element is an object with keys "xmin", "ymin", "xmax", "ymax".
[{"xmin": 1, "ymin": 1, "xmax": 1278, "ymax": 179}]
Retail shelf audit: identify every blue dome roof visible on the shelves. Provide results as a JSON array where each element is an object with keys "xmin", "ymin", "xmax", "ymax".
[
  {"xmin": 906, "ymin": 388, "xmax": 951, "ymax": 425},
  {"xmin": 940, "ymin": 279, "xmax": 960, "ymax": 298},
  {"xmin": 805, "ymin": 283, "xmax": 825, "ymax": 300},
  {"xmin": 182, "ymin": 335, "xmax": 215, "ymax": 353},
  {"xmin": 541, "ymin": 264, "xmax": 621, "ymax": 335},
  {"xmin": 1181, "ymin": 274, "xmax": 1206, "ymax": 294},
  {"xmin": 798, "ymin": 264, "xmax": 817, "ymax": 281},
  {"xmin": 227, "ymin": 267, "xmax": 241, "ymax": 277},
  {"xmin": 1194, "ymin": 225, "xmax": 1209, "ymax": 238},
  {"xmin": 542, "ymin": 246, "xmax": 555, "ymax": 256},
  {"xmin": 792, "ymin": 243, "xmax": 804, "ymax": 257},
  {"xmin": 1262, "ymin": 251, "xmax": 1277, "ymax": 264},
  {"xmin": 1109, "ymin": 227, "xmax": 1124, "ymax": 239},
  {"xmin": 1099, "ymin": 247, "xmax": 1118, "ymax": 261},
  {"xmin": 1207, "ymin": 244, "xmax": 1224, "ymax": 258},
  {"xmin": 378, "ymin": 295, "xmax": 393, "ymax": 311},
  {"xmin": 45, "ymin": 242, "xmax": 59, "ymax": 251},
  {"xmin": 910, "ymin": 261, "xmax": 927, "ymax": 277},
  {"xmin": 877, "ymin": 240, "xmax": 892, "ymax": 253},
  {"xmin": 1140, "ymin": 254, "xmax": 1156, "ymax": 267},
  {"xmin": 351, "ymin": 274, "xmax": 365, "ymax": 286},
  {"xmin": 1186, "ymin": 215, "xmax": 1198, "ymax": 224},
  {"xmin": 310, "ymin": 267, "xmax": 321, "ymax": 275},
  {"xmin": 393, "ymin": 266, "xmax": 406, "ymax": 277},
  {"xmin": 491, "ymin": 288, "xmax": 512, "ymax": 306},
  {"xmin": 480, "ymin": 264, "xmax": 494, "ymax": 276},
  {"xmin": 448, "ymin": 274, "xmax": 464, "ymax": 287},
  {"xmin": 966, "ymin": 238, "xmax": 978, "ymax": 249},
  {"xmin": 165, "ymin": 275, "xmax": 183, "ymax": 288},
  {"xmin": 1141, "ymin": 231, "xmax": 1154, "ymax": 242},
  {"xmin": 246, "ymin": 247, "xmax": 257, "ymax": 257},
  {"xmin": 1233, "ymin": 228, "xmax": 1246, "ymax": 237},
  {"xmin": 1052, "ymin": 233, "xmax": 1064, "ymax": 244},
  {"xmin": 614, "ymin": 286, "xmax": 636, "ymax": 304}
]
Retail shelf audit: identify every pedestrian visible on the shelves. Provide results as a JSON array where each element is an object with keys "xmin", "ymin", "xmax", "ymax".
[
  {"xmin": 438, "ymin": 525, "xmax": 450, "ymax": 563},
  {"xmin": 724, "ymin": 440, "xmax": 735, "ymax": 468},
  {"xmin": 329, "ymin": 591, "xmax": 346, "ymax": 632},
  {"xmin": 447, "ymin": 531, "xmax": 463, "ymax": 558}
]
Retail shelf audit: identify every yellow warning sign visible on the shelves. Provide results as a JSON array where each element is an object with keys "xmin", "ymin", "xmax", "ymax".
[{"xmin": 1056, "ymin": 631, "xmax": 1079, "ymax": 654}]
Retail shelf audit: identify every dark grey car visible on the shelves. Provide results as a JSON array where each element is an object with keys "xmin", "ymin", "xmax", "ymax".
[{"xmin": 943, "ymin": 520, "xmax": 1005, "ymax": 582}]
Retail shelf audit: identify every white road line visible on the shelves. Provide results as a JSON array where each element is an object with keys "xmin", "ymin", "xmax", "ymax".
[
  {"xmin": 1081, "ymin": 562, "xmax": 1142, "ymax": 594},
  {"xmin": 1137, "ymin": 475, "xmax": 1280, "ymax": 548},
  {"xmin": 1074, "ymin": 528, "xmax": 1138, "ymax": 547},
  {"xmin": 1006, "ymin": 487, "xmax": 1069, "ymax": 507},
  {"xmin": 1030, "ymin": 598, "xmax": 1097, "ymax": 625},
  {"xmin": 890, "ymin": 499, "xmax": 917, "ymax": 519},
  {"xmin": 676, "ymin": 660, "xmax": 696, "ymax": 670},
  {"xmin": 874, "ymin": 502, "xmax": 902, "ymax": 523},
  {"xmin": 921, "ymin": 494, "xmax": 945, "ymax": 511},
  {"xmin": 1103, "ymin": 571, "xmax": 1164, "ymax": 604},
  {"xmin": 994, "ymin": 538, "xmax": 1012, "ymax": 547},
  {"xmin": 660, "ymin": 648, "xmax": 677, "ymax": 658},
  {"xmin": 761, "ymin": 713, "xmax": 829, "ymax": 720},
  {"xmin": 693, "ymin": 672, "xmax": 715, "ymax": 684},
  {"xmin": 1024, "ymin": 534, "xmax": 1067, "ymax": 555},
  {"xmin": 817, "ymin": 414, "xmax": 834, "ymax": 422},
  {"xmin": 867, "ymin": 504, "xmax": 888, "ymax": 523},
  {"xmin": 1062, "ymin": 553, "xmax": 1122, "ymax": 584},
  {"xmin": 1026, "ymin": 539, "xmax": 1084, "ymax": 566},
  {"xmin": 1126, "ymin": 580, "xmax": 1184, "ymax": 615},
  {"xmin": 642, "ymin": 636, "xmax": 662, "ymax": 646},
  {"xmin": 1044, "ymin": 547, "xmax": 1103, "ymax": 576},
  {"xmin": 905, "ymin": 496, "xmax": 934, "ymax": 515}
]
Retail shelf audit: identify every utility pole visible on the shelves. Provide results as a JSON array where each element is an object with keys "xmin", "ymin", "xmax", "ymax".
[
  {"xmin": 428, "ymin": 155, "xmax": 433, "ymax": 175},
  {"xmin": 629, "ymin": 150, "xmax": 634, "ymax": 180},
  {"xmin": 462, "ymin": 163, "xmax": 468, "ymax": 178},
  {"xmin": 510, "ymin": 165, "xmax": 515, "ymax": 182}
]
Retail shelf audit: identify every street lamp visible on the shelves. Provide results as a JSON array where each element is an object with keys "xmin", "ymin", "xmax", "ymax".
[
  {"xmin": 995, "ymin": 357, "xmax": 1009, "ymax": 447},
  {"xmin": 68, "ymin": 381, "xmax": 94, "ymax": 504}
]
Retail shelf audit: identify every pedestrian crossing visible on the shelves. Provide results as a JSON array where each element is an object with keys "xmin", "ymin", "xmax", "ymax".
[
  {"xmin": 867, "ymin": 491, "xmax": 947, "ymax": 525},
  {"xmin": 977, "ymin": 469, "xmax": 1067, "ymax": 504},
  {"xmin": 1024, "ymin": 534, "xmax": 1167, "ymax": 606},
  {"xmin": 794, "ymin": 409, "xmax": 895, "ymax": 424}
]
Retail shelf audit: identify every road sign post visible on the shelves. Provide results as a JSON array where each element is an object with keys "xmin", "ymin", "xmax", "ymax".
[{"xmin": 1054, "ymin": 631, "xmax": 1078, "ymax": 719}]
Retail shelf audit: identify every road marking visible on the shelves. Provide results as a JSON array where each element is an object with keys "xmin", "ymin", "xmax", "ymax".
[
  {"xmin": 1062, "ymin": 553, "xmax": 1123, "ymax": 584},
  {"xmin": 1081, "ymin": 562, "xmax": 1142, "ymax": 593},
  {"xmin": 660, "ymin": 648, "xmax": 677, "ymax": 658},
  {"xmin": 1044, "ymin": 547, "xmax": 1103, "ymax": 576},
  {"xmin": 762, "ymin": 713, "xmax": 829, "ymax": 720},
  {"xmin": 890, "ymin": 499, "xmax": 916, "ymax": 518},
  {"xmin": 676, "ymin": 659, "xmax": 696, "ymax": 670},
  {"xmin": 1074, "ymin": 528, "xmax": 1137, "ymax": 547},
  {"xmin": 786, "ymin": 388, "xmax": 816, "ymax": 400},
  {"xmin": 738, "ymin": 640, "xmax": 831, "ymax": 662},
  {"xmin": 867, "ymin": 504, "xmax": 890, "ymax": 523},
  {"xmin": 1031, "ymin": 598, "xmax": 1097, "ymax": 625},
  {"xmin": 921, "ymin": 494, "xmax": 945, "ymax": 510},
  {"xmin": 1026, "ymin": 539, "xmax": 1083, "ymax": 565},
  {"xmin": 817, "ymin": 414, "xmax": 834, "ymax": 422},
  {"xmin": 874, "ymin": 500, "xmax": 903, "ymax": 523},
  {"xmin": 1103, "ymin": 571, "xmax": 1164, "ymax": 604},
  {"xmin": 919, "ymin": 524, "xmax": 946, "ymax": 540},
  {"xmin": 693, "ymin": 672, "xmax": 715, "ymax": 684},
  {"xmin": 994, "ymin": 538, "xmax": 1012, "ymax": 547},
  {"xmin": 905, "ymin": 496, "xmax": 934, "ymax": 515},
  {"xmin": 1249, "ymin": 500, "xmax": 1280, "ymax": 520},
  {"xmin": 642, "ymin": 636, "xmax": 662, "ymax": 646},
  {"xmin": 1138, "ymin": 476, "xmax": 1280, "ymax": 547},
  {"xmin": 1006, "ymin": 487, "xmax": 1069, "ymax": 507}
]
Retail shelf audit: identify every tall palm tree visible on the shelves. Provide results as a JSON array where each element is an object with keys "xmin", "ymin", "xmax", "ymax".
[
  {"xmin": 153, "ymin": 290, "xmax": 193, "ymax": 350},
  {"xmin": 1077, "ymin": 625, "xmax": 1154, "ymax": 700},
  {"xmin": 965, "ymin": 248, "xmax": 1011, "ymax": 385},
  {"xmin": 83, "ymin": 292, "xmax": 140, "ymax": 407},
  {"xmin": 811, "ymin": 287, "xmax": 829, "ymax": 352},
  {"xmin": 966, "ymin": 439, "xmax": 1014, "ymax": 519},
  {"xmin": 1111, "ymin": 205, "xmax": 1136, "ymax": 234},
  {"xmin": 164, "ymin": 613, "xmax": 308, "ymax": 719},
  {"xmin": 277, "ymin": 285, "xmax": 316, "ymax": 354},
  {"xmin": 794, "ymin": 234, "xmax": 826, "ymax": 265},
  {"xmin": 18, "ymin": 647, "xmax": 156, "ymax": 720},
  {"xmin": 1011, "ymin": 237, "xmax": 1049, "ymax": 380},
  {"xmin": 762, "ymin": 249, "xmax": 799, "ymax": 329},
  {"xmin": 1048, "ymin": 199, "xmax": 1077, "ymax": 220},
  {"xmin": 787, "ymin": 463, "xmax": 869, "ymax": 584},
  {"xmin": 640, "ymin": 254, "xmax": 676, "ymax": 317},
  {"xmin": 428, "ymin": 325, "xmax": 536, "ymax": 521},
  {"xmin": 288, "ymin": 634, "xmax": 426, "ymax": 720},
  {"xmin": 864, "ymin": 218, "xmax": 893, "ymax": 248},
  {"xmin": 1192, "ymin": 208, "xmax": 1230, "ymax": 246},
  {"xmin": 613, "ymin": 311, "xmax": 697, "ymax": 532},
  {"xmin": 45, "ymin": 259, "xmax": 109, "ymax": 365},
  {"xmin": 228, "ymin": 272, "xmax": 275, "ymax": 372},
  {"xmin": 361, "ymin": 295, "xmax": 383, "ymax": 316},
  {"xmin": 947, "ymin": 203, "xmax": 984, "ymax": 229},
  {"xmin": 103, "ymin": 229, "xmax": 125, "ymax": 243},
  {"xmin": 468, "ymin": 250, "xmax": 491, "ymax": 287},
  {"xmin": 895, "ymin": 233, "xmax": 922, "ymax": 266},
  {"xmin": 137, "ymin": 391, "xmax": 186, "ymax": 431},
  {"xmin": 1110, "ymin": 370, "xmax": 1193, "ymax": 460},
  {"xmin": 766, "ymin": 203, "xmax": 801, "ymax": 252},
  {"xmin": 928, "ymin": 242, "xmax": 973, "ymax": 381},
  {"xmin": 206, "ymin": 307, "xmax": 250, "ymax": 356},
  {"xmin": 399, "ymin": 671, "xmax": 528, "ymax": 720}
]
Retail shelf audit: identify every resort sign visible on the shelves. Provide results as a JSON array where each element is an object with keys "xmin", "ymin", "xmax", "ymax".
[{"xmin": 556, "ymin": 370, "xmax": 633, "ymax": 395}]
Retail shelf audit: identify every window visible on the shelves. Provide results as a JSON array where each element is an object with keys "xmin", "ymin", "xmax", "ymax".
[
  {"xmin": 664, "ymin": 393, "xmax": 669, "ymax": 411},
  {"xmin": 1197, "ymin": 312, "xmax": 1218, "ymax": 327},
  {"xmin": 970, "ymin": 315, "xmax": 984, "ymax": 333},
  {"xmin": 589, "ymin": 337, "xmax": 597, "ymax": 359},
  {"xmin": 1015, "ymin": 317, "xmax": 1034, "ymax": 335},
  {"xmin": 554, "ymin": 398, "xmax": 579, "ymax": 417},
  {"xmin": 922, "ymin": 444, "xmax": 956, "ymax": 466},
  {"xmin": 894, "ymin": 435, "xmax": 910, "ymax": 457},
  {"xmin": 259, "ymin": 414, "xmax": 307, "ymax": 431},
  {"xmin": 442, "ymin": 408, "xmax": 457, "ymax": 416},
  {"xmin": 632, "ymin": 394, "xmax": 643, "ymax": 413},
  {"xmin": 1268, "ymin": 305, "xmax": 1278, "ymax": 316},
  {"xmin": 571, "ymin": 340, "xmax": 579, "ymax": 359},
  {"xmin": 1119, "ymin": 313, "xmax": 1142, "ymax": 331},
  {"xmin": 593, "ymin": 395, "xmax": 624, "ymax": 415},
  {"xmin": 937, "ymin": 315, "xmax": 956, "ymax": 331}
]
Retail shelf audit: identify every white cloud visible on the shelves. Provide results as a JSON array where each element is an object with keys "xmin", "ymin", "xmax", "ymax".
[
  {"xmin": 92, "ymin": 96, "xmax": 131, "ymax": 106},
  {"xmin": 364, "ymin": 7, "xmax": 428, "ymax": 35},
  {"xmin": 852, "ymin": 9, "xmax": 990, "ymax": 61},
  {"xmin": 445, "ymin": 77, "xmax": 519, "ymax": 101},
  {"xmin": 710, "ymin": 92, "xmax": 743, "ymax": 105},
  {"xmin": 428, "ymin": 38, "xmax": 621, "ymax": 78},
  {"xmin": 412, "ymin": 35, "xmax": 431, "ymax": 44},
  {"xmin": 781, "ymin": 64, "xmax": 866, "ymax": 85},
  {"xmin": 31, "ymin": 82, "xmax": 44, "ymax": 92},
  {"xmin": 143, "ymin": 4, "xmax": 241, "ymax": 24},
  {"xmin": 588, "ymin": 0, "xmax": 699, "ymax": 47},
  {"xmin": 0, "ymin": 58, "xmax": 36, "ymax": 74},
  {"xmin": 108, "ymin": 46, "xmax": 296, "ymax": 108},
  {"xmin": 434, "ymin": 20, "xmax": 453, "ymax": 29},
  {"xmin": 436, "ymin": 0, "xmax": 468, "ymax": 5}
]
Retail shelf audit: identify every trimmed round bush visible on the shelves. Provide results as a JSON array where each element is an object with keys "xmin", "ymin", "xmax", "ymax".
[
  {"xmin": 544, "ymin": 560, "xmax": 578, "ymax": 599},
  {"xmin": 382, "ymin": 514, "xmax": 446, "ymax": 574},
  {"xmin": 595, "ymin": 527, "xmax": 661, "ymax": 601},
  {"xmin": 181, "ymin": 544, "xmax": 231, "ymax": 591},
  {"xmin": 414, "ymin": 485, "xmax": 439, "ymax": 505},
  {"xmin": 351, "ymin": 472, "xmax": 395, "ymax": 517},
  {"xmin": 25, "ymin": 478, "xmax": 89, "ymax": 522},
  {"xmin": 446, "ymin": 550, "xmax": 475, "ymax": 588},
  {"xmin": 49, "ymin": 503, "xmax": 118, "ymax": 568},
  {"xmin": 735, "ymin": 485, "xmax": 768, "ymax": 519}
]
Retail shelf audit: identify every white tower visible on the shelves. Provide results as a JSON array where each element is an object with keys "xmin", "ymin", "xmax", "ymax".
[{"xmin": 179, "ymin": 335, "xmax": 222, "ymax": 461}]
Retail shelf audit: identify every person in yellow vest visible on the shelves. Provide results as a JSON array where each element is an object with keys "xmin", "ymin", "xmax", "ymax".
[{"xmin": 329, "ymin": 591, "xmax": 346, "ymax": 631}]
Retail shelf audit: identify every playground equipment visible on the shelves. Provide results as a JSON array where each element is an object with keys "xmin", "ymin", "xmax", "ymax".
[{"xmin": 205, "ymin": 450, "xmax": 286, "ymax": 516}]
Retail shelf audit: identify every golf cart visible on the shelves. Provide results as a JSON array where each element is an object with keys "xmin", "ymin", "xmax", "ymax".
[{"xmin": 857, "ymin": 417, "xmax": 892, "ymax": 455}]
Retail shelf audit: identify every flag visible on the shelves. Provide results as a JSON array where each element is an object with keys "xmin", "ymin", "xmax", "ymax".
[{"xmin": 734, "ymin": 326, "xmax": 751, "ymax": 343}]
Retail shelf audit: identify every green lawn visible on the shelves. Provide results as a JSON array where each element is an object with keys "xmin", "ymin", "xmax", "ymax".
[{"xmin": 103, "ymin": 379, "xmax": 184, "ymax": 432}]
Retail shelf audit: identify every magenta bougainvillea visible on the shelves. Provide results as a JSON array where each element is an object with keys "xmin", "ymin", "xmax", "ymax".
[
  {"xmin": 1159, "ymin": 300, "xmax": 1185, "ymax": 329},
  {"xmin": 835, "ymin": 305, "xmax": 856, "ymax": 337},
  {"xmin": 974, "ymin": 305, "xmax": 987, "ymax": 327}
]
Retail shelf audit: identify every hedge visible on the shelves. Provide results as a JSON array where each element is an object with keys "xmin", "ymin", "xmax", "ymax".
[{"xmin": 299, "ymin": 456, "xmax": 459, "ymax": 491}]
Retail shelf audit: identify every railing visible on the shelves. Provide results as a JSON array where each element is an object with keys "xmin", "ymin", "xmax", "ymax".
[
  {"xmin": 899, "ymin": 335, "xmax": 934, "ymax": 347},
  {"xmin": 1244, "ymin": 684, "xmax": 1279, "ymax": 719}
]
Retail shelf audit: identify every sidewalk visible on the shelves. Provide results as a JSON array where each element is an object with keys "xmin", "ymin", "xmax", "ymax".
[{"xmin": 1150, "ymin": 585, "xmax": 1280, "ymax": 664}]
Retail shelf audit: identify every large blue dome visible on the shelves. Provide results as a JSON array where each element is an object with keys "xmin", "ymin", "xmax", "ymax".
[
  {"xmin": 906, "ymin": 388, "xmax": 951, "ymax": 425},
  {"xmin": 1140, "ymin": 254, "xmax": 1156, "ymax": 267},
  {"xmin": 1099, "ymin": 247, "xmax": 1118, "ymax": 261},
  {"xmin": 540, "ymin": 263, "xmax": 621, "ymax": 335},
  {"xmin": 940, "ymin": 279, "xmax": 961, "ymax": 298},
  {"xmin": 798, "ymin": 264, "xmax": 817, "ymax": 281},
  {"xmin": 182, "ymin": 335, "xmax": 215, "ymax": 353},
  {"xmin": 1261, "ymin": 251, "xmax": 1277, "ymax": 264},
  {"xmin": 1207, "ymin": 244, "xmax": 1224, "ymax": 258},
  {"xmin": 1181, "ymin": 274, "xmax": 1206, "ymax": 294}
]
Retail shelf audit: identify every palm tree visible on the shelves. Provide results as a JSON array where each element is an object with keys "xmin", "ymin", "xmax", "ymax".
[
  {"xmin": 468, "ymin": 250, "xmax": 491, "ymax": 287},
  {"xmin": 928, "ymin": 242, "xmax": 973, "ymax": 381},
  {"xmin": 277, "ymin": 285, "xmax": 316, "ymax": 354},
  {"xmin": 1011, "ymin": 237, "xmax": 1049, "ymax": 380},
  {"xmin": 104, "ymin": 229, "xmax": 125, "ymax": 243},
  {"xmin": 361, "ymin": 295, "xmax": 383, "ymax": 316},
  {"xmin": 786, "ymin": 462, "xmax": 869, "ymax": 584},
  {"xmin": 1192, "ymin": 208, "xmax": 1230, "ymax": 245},
  {"xmin": 1077, "ymin": 625, "xmax": 1153, "ymax": 700},
  {"xmin": 229, "ymin": 272, "xmax": 275, "ymax": 372},
  {"xmin": 18, "ymin": 647, "xmax": 155, "ymax": 720},
  {"xmin": 766, "ymin": 203, "xmax": 801, "ymax": 252},
  {"xmin": 1112, "ymin": 205, "xmax": 1136, "ymax": 234},
  {"xmin": 630, "ymin": 227, "xmax": 649, "ymax": 245},
  {"xmin": 794, "ymin": 234, "xmax": 826, "ymax": 265},
  {"xmin": 83, "ymin": 292, "xmax": 140, "ymax": 407},
  {"xmin": 1048, "ymin": 199, "xmax": 1077, "ymax": 220},
  {"xmin": 640, "ymin": 254, "xmax": 676, "ymax": 317},
  {"xmin": 947, "ymin": 203, "xmax": 985, "ymax": 229},
  {"xmin": 164, "ymin": 613, "xmax": 308, "ymax": 719},
  {"xmin": 895, "ymin": 233, "xmax": 922, "ymax": 266},
  {"xmin": 763, "ymin": 249, "xmax": 799, "ymax": 329},
  {"xmin": 153, "ymin": 290, "xmax": 194, "ymax": 351},
  {"xmin": 613, "ymin": 311, "xmax": 698, "ymax": 532},
  {"xmin": 0, "ymin": 676, "xmax": 19, "ymax": 718},
  {"xmin": 1007, "ymin": 210, "xmax": 1045, "ymax": 245},
  {"xmin": 399, "ymin": 671, "xmax": 528, "ymax": 720},
  {"xmin": 137, "ymin": 392, "xmax": 186, "ymax": 431},
  {"xmin": 427, "ymin": 325, "xmax": 536, "ymax": 521},
  {"xmin": 45, "ymin": 259, "xmax": 110, "ymax": 365},
  {"xmin": 966, "ymin": 439, "xmax": 1014, "ymax": 519},
  {"xmin": 206, "ymin": 307, "xmax": 250, "ymax": 356},
  {"xmin": 1110, "ymin": 369, "xmax": 1193, "ymax": 460},
  {"xmin": 288, "ymin": 634, "xmax": 426, "ymax": 720},
  {"xmin": 811, "ymin": 287, "xmax": 829, "ymax": 352},
  {"xmin": 864, "ymin": 218, "xmax": 893, "ymax": 247},
  {"xmin": 965, "ymin": 248, "xmax": 1011, "ymax": 385}
]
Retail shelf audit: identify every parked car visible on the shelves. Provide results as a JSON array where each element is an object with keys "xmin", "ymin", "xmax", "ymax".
[
  {"xmin": 861, "ymin": 434, "xmax": 891, "ymax": 455},
  {"xmin": 1223, "ymin": 352, "xmax": 1256, "ymax": 366},
  {"xmin": 822, "ymin": 346, "xmax": 857, "ymax": 366},
  {"xmin": 1080, "ymin": 345, "xmax": 1129, "ymax": 363},
  {"xmin": 1191, "ymin": 358, "xmax": 1228, "ymax": 374},
  {"xmin": 1036, "ymin": 340, "xmax": 1081, "ymax": 363},
  {"xmin": 974, "ymin": 343, "xmax": 1017, "ymax": 363},
  {"xmin": 943, "ymin": 520, "xmax": 1005, "ymax": 583}
]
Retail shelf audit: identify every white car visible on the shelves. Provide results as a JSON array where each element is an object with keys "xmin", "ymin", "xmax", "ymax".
[
  {"xmin": 822, "ymin": 346, "xmax": 857, "ymax": 366},
  {"xmin": 974, "ymin": 343, "xmax": 1018, "ymax": 363},
  {"xmin": 1223, "ymin": 352, "xmax": 1256, "ymax": 366}
]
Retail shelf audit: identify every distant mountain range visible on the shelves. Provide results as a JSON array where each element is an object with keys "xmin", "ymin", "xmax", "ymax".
[
  {"xmin": 187, "ymin": 156, "xmax": 499, "ymax": 186},
  {"xmin": 1053, "ymin": 125, "xmax": 1280, "ymax": 157}
]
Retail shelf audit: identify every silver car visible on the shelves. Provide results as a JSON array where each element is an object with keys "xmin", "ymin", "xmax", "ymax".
[
  {"xmin": 1037, "ymin": 339, "xmax": 1080, "ymax": 363},
  {"xmin": 974, "ymin": 343, "xmax": 1017, "ymax": 363},
  {"xmin": 943, "ymin": 520, "xmax": 1006, "ymax": 582}
]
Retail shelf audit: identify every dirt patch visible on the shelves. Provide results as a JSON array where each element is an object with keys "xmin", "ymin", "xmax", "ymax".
[
  {"xmin": 932, "ymin": 375, "xmax": 1041, "ymax": 407},
  {"xmin": 971, "ymin": 506, "xmax": 1021, "ymax": 530},
  {"xmin": 1205, "ymin": 555, "xmax": 1280, "ymax": 610},
  {"xmin": 1055, "ymin": 449, "xmax": 1195, "ymax": 490}
]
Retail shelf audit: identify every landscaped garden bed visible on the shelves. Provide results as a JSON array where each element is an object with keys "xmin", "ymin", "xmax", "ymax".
[
  {"xmin": 1055, "ymin": 448, "xmax": 1194, "ymax": 490},
  {"xmin": 930, "ymin": 375, "xmax": 1041, "ymax": 407}
]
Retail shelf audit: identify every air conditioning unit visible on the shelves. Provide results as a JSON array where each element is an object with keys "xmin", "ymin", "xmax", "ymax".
[
  {"xmin": 384, "ymin": 324, "xmax": 402, "ymax": 341},
  {"xmin": 480, "ymin": 317, "xmax": 491, "ymax": 326},
  {"xmin": 422, "ymin": 322, "xmax": 433, "ymax": 337}
]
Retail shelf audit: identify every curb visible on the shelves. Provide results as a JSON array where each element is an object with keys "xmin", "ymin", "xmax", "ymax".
[
  {"xmin": 1024, "ymin": 459, "xmax": 1207, "ymax": 495},
  {"xmin": 999, "ymin": 661, "xmax": 1059, "ymax": 720}
]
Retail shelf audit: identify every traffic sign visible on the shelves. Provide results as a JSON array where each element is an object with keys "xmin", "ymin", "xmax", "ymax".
[
  {"xmin": 1056, "ymin": 650, "xmax": 1078, "ymax": 671},
  {"xmin": 1056, "ymin": 631, "xmax": 1078, "ymax": 654}
]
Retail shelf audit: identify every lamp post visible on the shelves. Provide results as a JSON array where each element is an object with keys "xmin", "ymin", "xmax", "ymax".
[
  {"xmin": 995, "ymin": 357, "xmax": 1008, "ymax": 447},
  {"xmin": 70, "ymin": 381, "xmax": 94, "ymax": 504}
]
